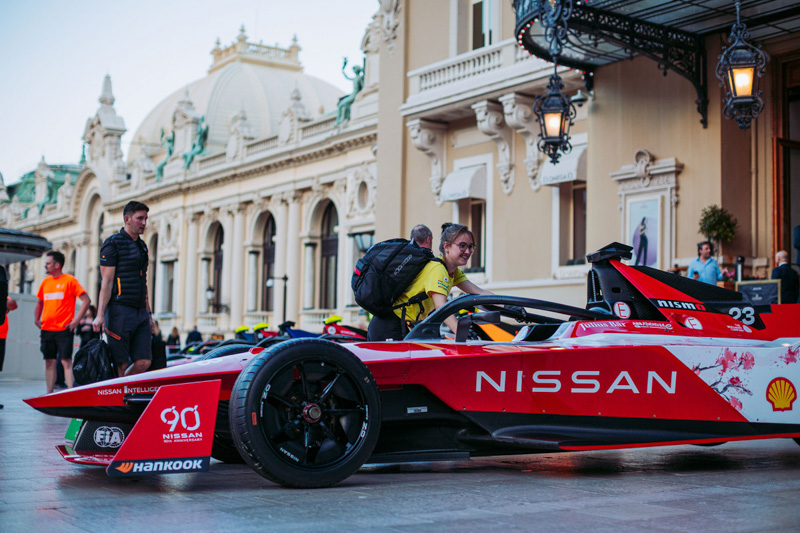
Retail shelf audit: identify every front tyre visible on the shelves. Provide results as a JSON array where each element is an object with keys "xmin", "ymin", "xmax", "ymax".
[{"xmin": 229, "ymin": 338, "xmax": 380, "ymax": 488}]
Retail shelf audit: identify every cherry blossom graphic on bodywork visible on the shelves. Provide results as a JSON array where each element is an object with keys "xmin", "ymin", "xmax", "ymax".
[{"xmin": 690, "ymin": 348, "xmax": 755, "ymax": 411}]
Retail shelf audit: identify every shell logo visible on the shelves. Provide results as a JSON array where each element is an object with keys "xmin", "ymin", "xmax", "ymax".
[{"xmin": 766, "ymin": 377, "xmax": 797, "ymax": 412}]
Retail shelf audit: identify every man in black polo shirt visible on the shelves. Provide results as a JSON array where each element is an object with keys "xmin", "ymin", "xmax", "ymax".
[{"xmin": 93, "ymin": 201, "xmax": 153, "ymax": 376}]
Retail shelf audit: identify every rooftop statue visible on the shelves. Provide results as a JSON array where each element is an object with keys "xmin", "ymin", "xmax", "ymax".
[
  {"xmin": 156, "ymin": 128, "xmax": 175, "ymax": 180},
  {"xmin": 335, "ymin": 57, "xmax": 365, "ymax": 125},
  {"xmin": 183, "ymin": 117, "xmax": 209, "ymax": 169}
]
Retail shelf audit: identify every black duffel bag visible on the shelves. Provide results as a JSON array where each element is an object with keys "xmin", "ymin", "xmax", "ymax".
[{"xmin": 73, "ymin": 338, "xmax": 116, "ymax": 385}]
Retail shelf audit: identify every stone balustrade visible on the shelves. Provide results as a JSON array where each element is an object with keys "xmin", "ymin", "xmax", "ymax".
[
  {"xmin": 300, "ymin": 116, "xmax": 338, "ymax": 139},
  {"xmin": 401, "ymin": 38, "xmax": 552, "ymax": 117}
]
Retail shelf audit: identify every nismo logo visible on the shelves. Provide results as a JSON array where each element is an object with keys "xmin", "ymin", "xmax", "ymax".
[{"xmin": 654, "ymin": 300, "xmax": 706, "ymax": 311}]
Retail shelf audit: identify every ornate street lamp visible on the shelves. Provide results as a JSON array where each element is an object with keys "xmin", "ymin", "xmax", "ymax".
[
  {"xmin": 205, "ymin": 286, "xmax": 229, "ymax": 313},
  {"xmin": 349, "ymin": 232, "xmax": 374, "ymax": 254},
  {"xmin": 715, "ymin": 1, "xmax": 769, "ymax": 130},
  {"xmin": 516, "ymin": 0, "xmax": 577, "ymax": 164},
  {"xmin": 533, "ymin": 64, "xmax": 577, "ymax": 164}
]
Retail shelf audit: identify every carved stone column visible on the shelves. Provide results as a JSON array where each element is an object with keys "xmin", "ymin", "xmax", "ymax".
[
  {"xmin": 274, "ymin": 197, "xmax": 289, "ymax": 324},
  {"xmin": 472, "ymin": 100, "xmax": 514, "ymax": 195},
  {"xmin": 285, "ymin": 194, "xmax": 301, "ymax": 322},
  {"xmin": 407, "ymin": 118, "xmax": 448, "ymax": 205},
  {"xmin": 229, "ymin": 205, "xmax": 246, "ymax": 328},
  {"xmin": 219, "ymin": 210, "xmax": 234, "ymax": 329},
  {"xmin": 75, "ymin": 234, "xmax": 91, "ymax": 288},
  {"xmin": 246, "ymin": 250, "xmax": 259, "ymax": 312},
  {"xmin": 158, "ymin": 262, "xmax": 170, "ymax": 314},
  {"xmin": 303, "ymin": 243, "xmax": 316, "ymax": 310},
  {"xmin": 183, "ymin": 215, "xmax": 199, "ymax": 329},
  {"xmin": 200, "ymin": 257, "xmax": 211, "ymax": 313},
  {"xmin": 499, "ymin": 93, "xmax": 542, "ymax": 191}
]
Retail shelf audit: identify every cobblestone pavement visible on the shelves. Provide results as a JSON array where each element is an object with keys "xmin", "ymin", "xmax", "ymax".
[{"xmin": 2, "ymin": 378, "xmax": 800, "ymax": 532}]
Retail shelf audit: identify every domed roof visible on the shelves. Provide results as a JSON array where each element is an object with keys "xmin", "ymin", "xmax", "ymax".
[{"xmin": 128, "ymin": 32, "xmax": 343, "ymax": 162}]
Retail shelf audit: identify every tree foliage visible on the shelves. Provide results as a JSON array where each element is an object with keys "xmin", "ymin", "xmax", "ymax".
[{"xmin": 698, "ymin": 204, "xmax": 737, "ymax": 246}]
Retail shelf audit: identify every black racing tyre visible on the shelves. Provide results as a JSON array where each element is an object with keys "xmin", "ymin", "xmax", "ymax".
[
  {"xmin": 229, "ymin": 338, "xmax": 381, "ymax": 488},
  {"xmin": 211, "ymin": 401, "xmax": 245, "ymax": 463},
  {"xmin": 794, "ymin": 438, "xmax": 800, "ymax": 447},
  {"xmin": 194, "ymin": 343, "xmax": 252, "ymax": 362},
  {"xmin": 197, "ymin": 344, "xmax": 253, "ymax": 463}
]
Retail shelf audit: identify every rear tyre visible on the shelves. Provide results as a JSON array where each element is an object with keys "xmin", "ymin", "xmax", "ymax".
[
  {"xmin": 229, "ymin": 338, "xmax": 381, "ymax": 488},
  {"xmin": 195, "ymin": 343, "xmax": 252, "ymax": 362}
]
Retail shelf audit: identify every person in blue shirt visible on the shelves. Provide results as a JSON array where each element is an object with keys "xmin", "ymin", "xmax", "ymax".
[{"xmin": 687, "ymin": 241, "xmax": 725, "ymax": 285}]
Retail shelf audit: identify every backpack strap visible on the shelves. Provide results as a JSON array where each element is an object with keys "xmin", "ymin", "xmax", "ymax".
[
  {"xmin": 392, "ymin": 257, "xmax": 448, "ymax": 334},
  {"xmin": 394, "ymin": 292, "xmax": 429, "ymax": 336}
]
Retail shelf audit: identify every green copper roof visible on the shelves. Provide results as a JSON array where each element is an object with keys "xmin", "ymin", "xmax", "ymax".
[{"xmin": 3, "ymin": 164, "xmax": 81, "ymax": 207}]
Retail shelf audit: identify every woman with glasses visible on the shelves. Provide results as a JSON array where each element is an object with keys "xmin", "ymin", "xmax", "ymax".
[{"xmin": 367, "ymin": 222, "xmax": 492, "ymax": 341}]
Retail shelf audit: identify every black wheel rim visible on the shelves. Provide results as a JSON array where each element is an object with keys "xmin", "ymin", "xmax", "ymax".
[{"xmin": 257, "ymin": 357, "xmax": 370, "ymax": 470}]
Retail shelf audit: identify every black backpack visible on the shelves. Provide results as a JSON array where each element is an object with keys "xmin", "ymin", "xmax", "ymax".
[
  {"xmin": 351, "ymin": 238, "xmax": 442, "ymax": 318},
  {"xmin": 73, "ymin": 338, "xmax": 116, "ymax": 385}
]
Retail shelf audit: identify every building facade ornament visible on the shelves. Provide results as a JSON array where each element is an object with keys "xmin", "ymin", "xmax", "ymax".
[
  {"xmin": 363, "ymin": 0, "xmax": 402, "ymax": 54},
  {"xmin": 472, "ymin": 100, "xmax": 514, "ymax": 195},
  {"xmin": 347, "ymin": 163, "xmax": 377, "ymax": 217},
  {"xmin": 226, "ymin": 109, "xmax": 255, "ymax": 161},
  {"xmin": 499, "ymin": 93, "xmax": 542, "ymax": 191},
  {"xmin": 612, "ymin": 150, "xmax": 683, "ymax": 269},
  {"xmin": 82, "ymin": 75, "xmax": 126, "ymax": 172},
  {"xmin": 407, "ymin": 118, "xmax": 447, "ymax": 205}
]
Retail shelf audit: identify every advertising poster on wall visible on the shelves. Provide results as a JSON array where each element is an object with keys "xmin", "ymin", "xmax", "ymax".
[{"xmin": 629, "ymin": 197, "xmax": 660, "ymax": 268}]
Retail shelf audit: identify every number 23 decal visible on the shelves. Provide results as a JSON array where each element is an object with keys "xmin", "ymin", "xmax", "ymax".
[{"xmin": 729, "ymin": 306, "xmax": 755, "ymax": 325}]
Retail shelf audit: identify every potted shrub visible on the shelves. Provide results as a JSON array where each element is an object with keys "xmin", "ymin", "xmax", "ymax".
[{"xmin": 698, "ymin": 204, "xmax": 737, "ymax": 257}]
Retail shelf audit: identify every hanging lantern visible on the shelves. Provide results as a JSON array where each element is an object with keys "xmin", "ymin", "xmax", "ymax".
[
  {"xmin": 533, "ymin": 67, "xmax": 576, "ymax": 164},
  {"xmin": 715, "ymin": 1, "xmax": 769, "ymax": 130}
]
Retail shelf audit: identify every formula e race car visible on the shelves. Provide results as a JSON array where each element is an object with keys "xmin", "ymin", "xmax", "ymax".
[{"xmin": 25, "ymin": 243, "xmax": 800, "ymax": 488}]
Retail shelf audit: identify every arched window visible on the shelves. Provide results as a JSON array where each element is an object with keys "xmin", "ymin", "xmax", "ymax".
[
  {"xmin": 213, "ymin": 225, "xmax": 224, "ymax": 311},
  {"xmin": 319, "ymin": 203, "xmax": 338, "ymax": 309},
  {"xmin": 262, "ymin": 214, "xmax": 276, "ymax": 311}
]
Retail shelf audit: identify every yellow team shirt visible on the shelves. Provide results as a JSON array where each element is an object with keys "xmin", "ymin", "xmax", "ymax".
[
  {"xmin": 37, "ymin": 274, "xmax": 86, "ymax": 331},
  {"xmin": 392, "ymin": 259, "xmax": 467, "ymax": 321}
]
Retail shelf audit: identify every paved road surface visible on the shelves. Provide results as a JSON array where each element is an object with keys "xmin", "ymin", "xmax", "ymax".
[{"xmin": 2, "ymin": 379, "xmax": 800, "ymax": 532}]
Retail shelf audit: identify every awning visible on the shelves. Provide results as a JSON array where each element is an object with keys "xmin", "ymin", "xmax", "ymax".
[
  {"xmin": 440, "ymin": 165, "xmax": 486, "ymax": 202},
  {"xmin": 0, "ymin": 228, "xmax": 52, "ymax": 266},
  {"xmin": 540, "ymin": 143, "xmax": 587, "ymax": 186}
]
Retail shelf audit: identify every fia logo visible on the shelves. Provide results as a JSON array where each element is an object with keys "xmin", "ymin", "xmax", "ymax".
[
  {"xmin": 160, "ymin": 405, "xmax": 201, "ymax": 432},
  {"xmin": 94, "ymin": 426, "xmax": 125, "ymax": 448}
]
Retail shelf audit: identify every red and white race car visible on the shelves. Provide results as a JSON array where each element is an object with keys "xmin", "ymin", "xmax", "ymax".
[{"xmin": 25, "ymin": 243, "xmax": 800, "ymax": 488}]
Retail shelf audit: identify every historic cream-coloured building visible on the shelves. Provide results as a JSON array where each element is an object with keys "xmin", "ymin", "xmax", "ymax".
[
  {"xmin": 370, "ymin": 0, "xmax": 800, "ymax": 307},
  {"xmin": 1, "ymin": 27, "xmax": 380, "ymax": 336},
  {"xmin": 3, "ymin": 1, "xmax": 800, "ymax": 339}
]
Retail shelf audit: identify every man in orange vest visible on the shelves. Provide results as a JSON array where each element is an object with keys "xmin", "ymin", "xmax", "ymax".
[
  {"xmin": 34, "ymin": 251, "xmax": 91, "ymax": 393},
  {"xmin": 1, "ymin": 295, "xmax": 18, "ymax": 409}
]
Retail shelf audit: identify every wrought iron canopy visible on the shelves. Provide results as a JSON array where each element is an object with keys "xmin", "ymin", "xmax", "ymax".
[{"xmin": 514, "ymin": 0, "xmax": 800, "ymax": 128}]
